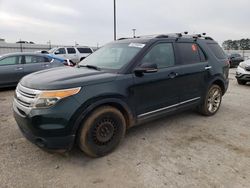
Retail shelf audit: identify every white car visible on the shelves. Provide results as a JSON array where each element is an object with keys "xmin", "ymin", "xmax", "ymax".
[
  {"xmin": 48, "ymin": 46, "xmax": 93, "ymax": 64},
  {"xmin": 236, "ymin": 59, "xmax": 250, "ymax": 85}
]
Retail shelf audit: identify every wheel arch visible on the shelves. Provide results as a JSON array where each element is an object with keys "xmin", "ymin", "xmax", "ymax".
[
  {"xmin": 212, "ymin": 79, "xmax": 225, "ymax": 94},
  {"xmin": 208, "ymin": 76, "xmax": 227, "ymax": 95},
  {"xmin": 70, "ymin": 96, "xmax": 135, "ymax": 136}
]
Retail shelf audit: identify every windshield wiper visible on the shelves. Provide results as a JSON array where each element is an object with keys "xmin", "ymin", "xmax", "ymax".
[{"xmin": 78, "ymin": 64, "xmax": 101, "ymax": 71}]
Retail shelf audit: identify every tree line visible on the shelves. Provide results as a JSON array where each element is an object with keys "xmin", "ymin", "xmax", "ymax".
[{"xmin": 222, "ymin": 39, "xmax": 250, "ymax": 50}]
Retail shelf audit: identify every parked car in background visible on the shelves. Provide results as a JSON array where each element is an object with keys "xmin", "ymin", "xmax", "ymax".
[
  {"xmin": 236, "ymin": 59, "xmax": 250, "ymax": 85},
  {"xmin": 0, "ymin": 53, "xmax": 65, "ymax": 88},
  {"xmin": 47, "ymin": 46, "xmax": 93, "ymax": 64},
  {"xmin": 228, "ymin": 53, "xmax": 244, "ymax": 68}
]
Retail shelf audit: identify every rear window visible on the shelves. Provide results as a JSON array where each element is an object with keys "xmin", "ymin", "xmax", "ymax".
[
  {"xmin": 176, "ymin": 43, "xmax": 206, "ymax": 64},
  {"xmin": 77, "ymin": 48, "xmax": 92, "ymax": 53},
  {"xmin": 208, "ymin": 43, "xmax": 226, "ymax": 59},
  {"xmin": 67, "ymin": 48, "xmax": 76, "ymax": 54},
  {"xmin": 0, "ymin": 56, "xmax": 20, "ymax": 65}
]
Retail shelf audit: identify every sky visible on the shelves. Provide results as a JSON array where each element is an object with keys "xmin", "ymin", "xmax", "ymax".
[{"xmin": 0, "ymin": 0, "xmax": 250, "ymax": 47}]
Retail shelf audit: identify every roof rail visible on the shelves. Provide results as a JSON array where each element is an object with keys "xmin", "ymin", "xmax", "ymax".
[
  {"xmin": 118, "ymin": 32, "xmax": 214, "ymax": 41},
  {"xmin": 117, "ymin": 37, "xmax": 130, "ymax": 40}
]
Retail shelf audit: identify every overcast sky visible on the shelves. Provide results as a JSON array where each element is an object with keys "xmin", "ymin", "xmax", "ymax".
[{"xmin": 0, "ymin": 0, "xmax": 250, "ymax": 46}]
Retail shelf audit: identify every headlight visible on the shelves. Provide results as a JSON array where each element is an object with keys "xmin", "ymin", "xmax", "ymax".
[{"xmin": 33, "ymin": 87, "xmax": 81, "ymax": 108}]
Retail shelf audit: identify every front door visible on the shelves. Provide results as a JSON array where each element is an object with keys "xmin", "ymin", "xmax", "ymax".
[
  {"xmin": 132, "ymin": 42, "xmax": 181, "ymax": 119},
  {"xmin": 66, "ymin": 48, "xmax": 78, "ymax": 63}
]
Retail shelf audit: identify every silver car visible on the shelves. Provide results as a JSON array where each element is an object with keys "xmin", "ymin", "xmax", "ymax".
[
  {"xmin": 0, "ymin": 52, "xmax": 65, "ymax": 88},
  {"xmin": 236, "ymin": 59, "xmax": 250, "ymax": 85}
]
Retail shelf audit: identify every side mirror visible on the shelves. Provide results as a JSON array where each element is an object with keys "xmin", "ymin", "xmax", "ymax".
[
  {"xmin": 54, "ymin": 51, "xmax": 60, "ymax": 55},
  {"xmin": 134, "ymin": 63, "xmax": 158, "ymax": 75}
]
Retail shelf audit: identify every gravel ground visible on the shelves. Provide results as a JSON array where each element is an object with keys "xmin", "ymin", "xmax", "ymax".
[{"xmin": 0, "ymin": 69, "xmax": 249, "ymax": 188}]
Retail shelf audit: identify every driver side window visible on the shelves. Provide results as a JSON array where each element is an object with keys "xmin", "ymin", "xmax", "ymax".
[
  {"xmin": 56, "ymin": 48, "xmax": 66, "ymax": 54},
  {"xmin": 141, "ymin": 43, "xmax": 175, "ymax": 69}
]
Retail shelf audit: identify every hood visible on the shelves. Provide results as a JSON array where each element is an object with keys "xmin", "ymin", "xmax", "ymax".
[{"xmin": 20, "ymin": 67, "xmax": 118, "ymax": 90}]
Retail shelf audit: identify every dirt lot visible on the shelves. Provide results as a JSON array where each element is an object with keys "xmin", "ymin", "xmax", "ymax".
[{"xmin": 0, "ymin": 69, "xmax": 249, "ymax": 188}]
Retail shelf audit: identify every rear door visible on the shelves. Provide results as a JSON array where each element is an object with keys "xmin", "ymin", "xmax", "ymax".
[
  {"xmin": 175, "ymin": 42, "xmax": 209, "ymax": 104},
  {"xmin": 22, "ymin": 55, "xmax": 51, "ymax": 75},
  {"xmin": 0, "ymin": 55, "xmax": 24, "ymax": 86}
]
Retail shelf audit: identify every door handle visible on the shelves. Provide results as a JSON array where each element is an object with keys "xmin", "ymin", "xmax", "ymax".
[
  {"xmin": 168, "ymin": 72, "xmax": 178, "ymax": 79},
  {"xmin": 205, "ymin": 66, "xmax": 212, "ymax": 70},
  {"xmin": 16, "ymin": 67, "xmax": 23, "ymax": 70}
]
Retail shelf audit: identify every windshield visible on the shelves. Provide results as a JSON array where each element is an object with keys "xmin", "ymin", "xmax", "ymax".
[{"xmin": 79, "ymin": 42, "xmax": 144, "ymax": 70}]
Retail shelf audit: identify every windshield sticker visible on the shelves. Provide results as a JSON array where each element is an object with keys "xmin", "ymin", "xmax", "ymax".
[{"xmin": 129, "ymin": 43, "xmax": 145, "ymax": 48}]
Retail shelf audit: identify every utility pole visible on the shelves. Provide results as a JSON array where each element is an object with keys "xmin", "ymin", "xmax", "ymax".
[
  {"xmin": 114, "ymin": 0, "xmax": 117, "ymax": 40},
  {"xmin": 48, "ymin": 40, "xmax": 51, "ymax": 49},
  {"xmin": 19, "ymin": 38, "xmax": 23, "ymax": 52},
  {"xmin": 132, "ymin": 29, "xmax": 136, "ymax": 38}
]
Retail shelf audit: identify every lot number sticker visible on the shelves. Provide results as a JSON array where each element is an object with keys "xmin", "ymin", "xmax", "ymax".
[{"xmin": 129, "ymin": 43, "xmax": 145, "ymax": 48}]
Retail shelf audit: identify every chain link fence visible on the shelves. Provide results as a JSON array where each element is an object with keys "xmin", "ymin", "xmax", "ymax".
[
  {"xmin": 0, "ymin": 42, "xmax": 57, "ymax": 55},
  {"xmin": 224, "ymin": 50, "xmax": 250, "ymax": 60}
]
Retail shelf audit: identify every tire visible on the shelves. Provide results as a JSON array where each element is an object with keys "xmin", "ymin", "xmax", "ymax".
[
  {"xmin": 78, "ymin": 106, "xmax": 126, "ymax": 157},
  {"xmin": 237, "ymin": 79, "xmax": 246, "ymax": 85},
  {"xmin": 198, "ymin": 84, "xmax": 222, "ymax": 116}
]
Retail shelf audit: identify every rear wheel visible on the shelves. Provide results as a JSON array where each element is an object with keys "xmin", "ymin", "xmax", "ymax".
[
  {"xmin": 237, "ymin": 79, "xmax": 246, "ymax": 85},
  {"xmin": 198, "ymin": 84, "xmax": 222, "ymax": 116},
  {"xmin": 78, "ymin": 106, "xmax": 126, "ymax": 157}
]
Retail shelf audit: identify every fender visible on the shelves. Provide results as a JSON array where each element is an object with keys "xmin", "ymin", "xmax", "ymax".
[
  {"xmin": 205, "ymin": 74, "xmax": 228, "ymax": 96},
  {"xmin": 70, "ymin": 96, "xmax": 135, "ymax": 135}
]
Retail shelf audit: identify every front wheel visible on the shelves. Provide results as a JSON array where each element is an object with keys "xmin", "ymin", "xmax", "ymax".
[
  {"xmin": 78, "ymin": 106, "xmax": 126, "ymax": 157},
  {"xmin": 198, "ymin": 84, "xmax": 222, "ymax": 116}
]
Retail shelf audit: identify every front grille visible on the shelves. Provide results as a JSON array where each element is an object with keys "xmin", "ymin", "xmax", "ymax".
[{"xmin": 15, "ymin": 84, "xmax": 41, "ymax": 108}]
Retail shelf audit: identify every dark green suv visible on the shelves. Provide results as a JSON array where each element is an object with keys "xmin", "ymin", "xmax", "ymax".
[{"xmin": 13, "ymin": 33, "xmax": 229, "ymax": 157}]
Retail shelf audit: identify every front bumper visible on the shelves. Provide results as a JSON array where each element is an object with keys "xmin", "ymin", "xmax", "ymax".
[
  {"xmin": 13, "ymin": 96, "xmax": 80, "ymax": 151},
  {"xmin": 236, "ymin": 66, "xmax": 250, "ymax": 81}
]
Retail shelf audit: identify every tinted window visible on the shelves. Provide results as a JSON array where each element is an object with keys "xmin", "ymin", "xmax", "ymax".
[
  {"xmin": 0, "ymin": 56, "xmax": 20, "ymax": 65},
  {"xmin": 77, "ymin": 48, "xmax": 92, "ymax": 53},
  {"xmin": 141, "ymin": 43, "xmax": 175, "ymax": 68},
  {"xmin": 25, "ymin": 56, "xmax": 48, "ymax": 64},
  {"xmin": 67, "ymin": 48, "xmax": 76, "ymax": 54},
  {"xmin": 208, "ymin": 43, "xmax": 227, "ymax": 59},
  {"xmin": 55, "ymin": 48, "xmax": 66, "ymax": 54},
  {"xmin": 176, "ymin": 43, "xmax": 204, "ymax": 64}
]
